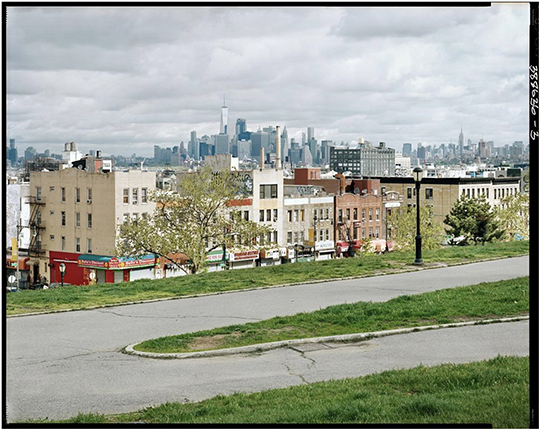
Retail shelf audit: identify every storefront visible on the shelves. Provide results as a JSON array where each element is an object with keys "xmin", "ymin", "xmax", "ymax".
[
  {"xmin": 77, "ymin": 254, "xmax": 159, "ymax": 284},
  {"xmin": 289, "ymin": 244, "xmax": 315, "ymax": 263},
  {"xmin": 259, "ymin": 248, "xmax": 284, "ymax": 267},
  {"xmin": 206, "ymin": 249, "xmax": 228, "ymax": 272},
  {"xmin": 228, "ymin": 249, "xmax": 259, "ymax": 270},
  {"xmin": 314, "ymin": 240, "xmax": 335, "ymax": 261},
  {"xmin": 5, "ymin": 256, "xmax": 31, "ymax": 288}
]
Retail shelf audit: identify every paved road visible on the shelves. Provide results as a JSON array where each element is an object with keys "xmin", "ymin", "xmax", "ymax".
[{"xmin": 6, "ymin": 257, "xmax": 529, "ymax": 422}]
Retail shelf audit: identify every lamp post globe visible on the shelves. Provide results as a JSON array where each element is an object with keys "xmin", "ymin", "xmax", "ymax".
[
  {"xmin": 413, "ymin": 167, "xmax": 423, "ymax": 265},
  {"xmin": 59, "ymin": 262, "xmax": 66, "ymax": 287}
]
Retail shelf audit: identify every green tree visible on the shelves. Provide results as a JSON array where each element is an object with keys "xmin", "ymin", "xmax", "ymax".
[
  {"xmin": 444, "ymin": 195, "xmax": 504, "ymax": 245},
  {"xmin": 496, "ymin": 193, "xmax": 529, "ymax": 240},
  {"xmin": 387, "ymin": 205, "xmax": 445, "ymax": 251},
  {"xmin": 116, "ymin": 168, "xmax": 271, "ymax": 274}
]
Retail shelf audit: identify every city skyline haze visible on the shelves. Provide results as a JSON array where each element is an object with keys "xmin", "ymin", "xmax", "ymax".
[{"xmin": 6, "ymin": 5, "xmax": 531, "ymax": 157}]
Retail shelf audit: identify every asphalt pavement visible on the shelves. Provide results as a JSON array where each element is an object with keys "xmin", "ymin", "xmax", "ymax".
[{"xmin": 5, "ymin": 256, "xmax": 530, "ymax": 422}]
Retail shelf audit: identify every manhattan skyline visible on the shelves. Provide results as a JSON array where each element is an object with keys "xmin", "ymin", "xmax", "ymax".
[{"xmin": 6, "ymin": 5, "xmax": 530, "ymax": 157}]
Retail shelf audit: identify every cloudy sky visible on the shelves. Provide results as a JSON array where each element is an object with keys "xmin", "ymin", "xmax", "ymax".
[{"xmin": 7, "ymin": 4, "xmax": 530, "ymax": 157}]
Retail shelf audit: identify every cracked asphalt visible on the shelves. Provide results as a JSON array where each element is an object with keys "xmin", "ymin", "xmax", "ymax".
[{"xmin": 5, "ymin": 256, "xmax": 529, "ymax": 422}]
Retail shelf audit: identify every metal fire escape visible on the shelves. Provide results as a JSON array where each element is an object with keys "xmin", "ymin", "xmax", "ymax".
[{"xmin": 28, "ymin": 195, "xmax": 46, "ymax": 257}]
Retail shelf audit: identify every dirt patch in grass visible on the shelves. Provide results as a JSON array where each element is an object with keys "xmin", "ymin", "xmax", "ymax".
[{"xmin": 187, "ymin": 334, "xmax": 229, "ymax": 351}]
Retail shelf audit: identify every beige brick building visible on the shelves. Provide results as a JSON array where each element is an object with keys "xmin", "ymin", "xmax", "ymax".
[{"xmin": 28, "ymin": 168, "xmax": 156, "ymax": 285}]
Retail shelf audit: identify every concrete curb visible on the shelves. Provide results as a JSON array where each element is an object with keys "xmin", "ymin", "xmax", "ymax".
[
  {"xmin": 123, "ymin": 315, "xmax": 529, "ymax": 360},
  {"xmin": 7, "ymin": 255, "xmax": 526, "ymax": 318}
]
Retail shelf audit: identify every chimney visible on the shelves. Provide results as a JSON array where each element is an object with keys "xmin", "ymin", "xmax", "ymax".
[
  {"xmin": 276, "ymin": 125, "xmax": 281, "ymax": 170},
  {"xmin": 260, "ymin": 147, "xmax": 264, "ymax": 170}
]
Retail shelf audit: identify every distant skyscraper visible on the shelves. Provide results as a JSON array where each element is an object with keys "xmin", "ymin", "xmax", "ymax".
[
  {"xmin": 214, "ymin": 134, "xmax": 230, "ymax": 155},
  {"xmin": 458, "ymin": 128, "xmax": 464, "ymax": 159},
  {"xmin": 8, "ymin": 139, "xmax": 17, "ymax": 166},
  {"xmin": 236, "ymin": 118, "xmax": 246, "ymax": 135},
  {"xmin": 251, "ymin": 129, "xmax": 269, "ymax": 162},
  {"xmin": 190, "ymin": 131, "xmax": 199, "ymax": 160},
  {"xmin": 307, "ymin": 127, "xmax": 314, "ymax": 142},
  {"xmin": 402, "ymin": 143, "xmax": 412, "ymax": 156},
  {"xmin": 220, "ymin": 97, "xmax": 228, "ymax": 134}
]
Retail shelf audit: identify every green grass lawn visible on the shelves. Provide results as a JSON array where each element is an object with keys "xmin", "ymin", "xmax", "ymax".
[
  {"xmin": 6, "ymin": 240, "xmax": 528, "ymax": 316},
  {"xmin": 31, "ymin": 355, "xmax": 529, "ymax": 427},
  {"xmin": 134, "ymin": 276, "xmax": 529, "ymax": 353}
]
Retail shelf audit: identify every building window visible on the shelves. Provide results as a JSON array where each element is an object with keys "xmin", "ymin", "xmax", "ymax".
[
  {"xmin": 260, "ymin": 184, "xmax": 278, "ymax": 199},
  {"xmin": 353, "ymin": 208, "xmax": 358, "ymax": 220},
  {"xmin": 50, "ymin": 235, "xmax": 55, "ymax": 241},
  {"xmin": 123, "ymin": 188, "xmax": 129, "ymax": 204},
  {"xmin": 375, "ymin": 227, "xmax": 380, "ymax": 238},
  {"xmin": 362, "ymin": 209, "xmax": 366, "ymax": 222},
  {"xmin": 287, "ymin": 231, "xmax": 293, "ymax": 244},
  {"xmin": 362, "ymin": 229, "xmax": 366, "ymax": 238},
  {"xmin": 60, "ymin": 187, "xmax": 65, "ymax": 202},
  {"xmin": 381, "ymin": 186, "xmax": 386, "ymax": 195},
  {"xmin": 320, "ymin": 209, "xmax": 324, "ymax": 220},
  {"xmin": 288, "ymin": 210, "xmax": 293, "ymax": 222},
  {"xmin": 61, "ymin": 236, "xmax": 66, "ymax": 251},
  {"xmin": 61, "ymin": 211, "xmax": 66, "ymax": 226},
  {"xmin": 376, "ymin": 209, "xmax": 380, "ymax": 221},
  {"xmin": 338, "ymin": 209, "xmax": 343, "ymax": 223},
  {"xmin": 273, "ymin": 209, "xmax": 278, "ymax": 222},
  {"xmin": 472, "ymin": 188, "xmax": 475, "ymax": 198},
  {"xmin": 75, "ymin": 188, "xmax": 80, "ymax": 203},
  {"xmin": 49, "ymin": 186, "xmax": 55, "ymax": 192},
  {"xmin": 319, "ymin": 229, "xmax": 324, "ymax": 241},
  {"xmin": 141, "ymin": 188, "xmax": 148, "ymax": 204},
  {"xmin": 369, "ymin": 209, "xmax": 373, "ymax": 221},
  {"xmin": 266, "ymin": 209, "xmax": 271, "ymax": 222},
  {"xmin": 407, "ymin": 187, "xmax": 412, "ymax": 199},
  {"xmin": 294, "ymin": 231, "xmax": 299, "ymax": 243},
  {"xmin": 346, "ymin": 209, "xmax": 350, "ymax": 221},
  {"xmin": 87, "ymin": 213, "xmax": 92, "ymax": 228},
  {"xmin": 244, "ymin": 210, "xmax": 249, "ymax": 221},
  {"xmin": 132, "ymin": 188, "xmax": 138, "ymax": 205},
  {"xmin": 273, "ymin": 231, "xmax": 278, "ymax": 243},
  {"xmin": 87, "ymin": 188, "xmax": 92, "ymax": 203},
  {"xmin": 293, "ymin": 210, "xmax": 299, "ymax": 222},
  {"xmin": 76, "ymin": 237, "xmax": 81, "ymax": 252},
  {"xmin": 123, "ymin": 213, "xmax": 129, "ymax": 222},
  {"xmin": 300, "ymin": 209, "xmax": 305, "ymax": 221},
  {"xmin": 313, "ymin": 209, "xmax": 318, "ymax": 221},
  {"xmin": 486, "ymin": 189, "xmax": 489, "ymax": 199},
  {"xmin": 425, "ymin": 188, "xmax": 434, "ymax": 199},
  {"xmin": 87, "ymin": 239, "xmax": 92, "ymax": 253},
  {"xmin": 369, "ymin": 228, "xmax": 373, "ymax": 237},
  {"xmin": 326, "ymin": 229, "xmax": 329, "ymax": 240},
  {"xmin": 325, "ymin": 208, "xmax": 329, "ymax": 220},
  {"xmin": 259, "ymin": 210, "xmax": 264, "ymax": 222},
  {"xmin": 75, "ymin": 212, "xmax": 80, "ymax": 227}
]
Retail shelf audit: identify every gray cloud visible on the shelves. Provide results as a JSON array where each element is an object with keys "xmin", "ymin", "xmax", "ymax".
[{"xmin": 6, "ymin": 5, "xmax": 530, "ymax": 156}]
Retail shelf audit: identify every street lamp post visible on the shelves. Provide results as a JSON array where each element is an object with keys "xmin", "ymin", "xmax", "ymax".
[
  {"xmin": 413, "ymin": 167, "xmax": 423, "ymax": 265},
  {"xmin": 59, "ymin": 262, "xmax": 66, "ymax": 287}
]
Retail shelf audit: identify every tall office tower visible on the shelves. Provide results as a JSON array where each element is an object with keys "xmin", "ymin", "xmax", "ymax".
[
  {"xmin": 321, "ymin": 140, "xmax": 333, "ymax": 164},
  {"xmin": 251, "ymin": 129, "xmax": 269, "ymax": 162},
  {"xmin": 301, "ymin": 132, "xmax": 306, "ymax": 146},
  {"xmin": 214, "ymin": 134, "xmax": 230, "ymax": 155},
  {"xmin": 236, "ymin": 118, "xmax": 246, "ymax": 136},
  {"xmin": 458, "ymin": 128, "xmax": 464, "ymax": 159},
  {"xmin": 402, "ymin": 143, "xmax": 412, "ymax": 156},
  {"xmin": 190, "ymin": 131, "xmax": 199, "ymax": 160},
  {"xmin": 301, "ymin": 145, "xmax": 313, "ymax": 165},
  {"xmin": 307, "ymin": 127, "xmax": 314, "ymax": 142},
  {"xmin": 8, "ymin": 139, "xmax": 18, "ymax": 166},
  {"xmin": 281, "ymin": 126, "xmax": 289, "ymax": 151},
  {"xmin": 309, "ymin": 138, "xmax": 318, "ymax": 164},
  {"xmin": 220, "ymin": 97, "xmax": 228, "ymax": 135}
]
